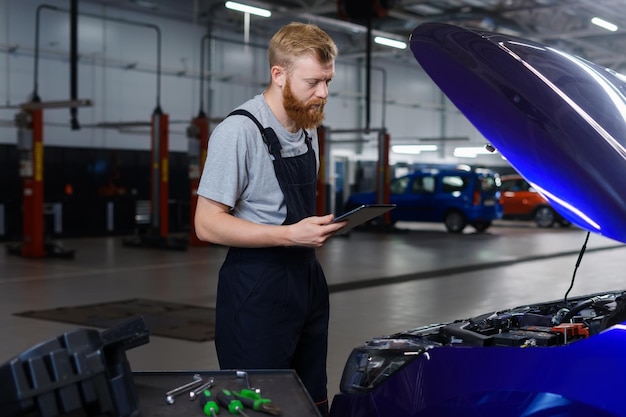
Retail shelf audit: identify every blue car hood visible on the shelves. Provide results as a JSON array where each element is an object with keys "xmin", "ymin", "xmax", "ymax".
[{"xmin": 410, "ymin": 23, "xmax": 626, "ymax": 244}]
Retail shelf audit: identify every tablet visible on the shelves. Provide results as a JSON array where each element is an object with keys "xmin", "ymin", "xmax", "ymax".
[{"xmin": 333, "ymin": 204, "xmax": 396, "ymax": 234}]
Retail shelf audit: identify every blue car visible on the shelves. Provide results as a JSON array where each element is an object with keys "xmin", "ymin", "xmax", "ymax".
[
  {"xmin": 330, "ymin": 22, "xmax": 626, "ymax": 417},
  {"xmin": 345, "ymin": 167, "xmax": 502, "ymax": 233}
]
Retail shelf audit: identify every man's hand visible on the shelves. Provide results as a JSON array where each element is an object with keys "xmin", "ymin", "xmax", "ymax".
[
  {"xmin": 195, "ymin": 196, "xmax": 347, "ymax": 248},
  {"xmin": 286, "ymin": 214, "xmax": 347, "ymax": 247}
]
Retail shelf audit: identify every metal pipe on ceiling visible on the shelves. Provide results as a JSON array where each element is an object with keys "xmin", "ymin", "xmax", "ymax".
[{"xmin": 33, "ymin": 4, "xmax": 162, "ymax": 111}]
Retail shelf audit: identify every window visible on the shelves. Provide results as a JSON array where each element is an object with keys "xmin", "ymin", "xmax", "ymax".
[
  {"xmin": 501, "ymin": 180, "xmax": 516, "ymax": 192},
  {"xmin": 441, "ymin": 175, "xmax": 469, "ymax": 193},
  {"xmin": 411, "ymin": 176, "xmax": 435, "ymax": 193},
  {"xmin": 480, "ymin": 176, "xmax": 499, "ymax": 192},
  {"xmin": 502, "ymin": 178, "xmax": 528, "ymax": 192},
  {"xmin": 390, "ymin": 176, "xmax": 410, "ymax": 194}
]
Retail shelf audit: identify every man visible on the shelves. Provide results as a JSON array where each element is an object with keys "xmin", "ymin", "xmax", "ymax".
[{"xmin": 194, "ymin": 22, "xmax": 344, "ymax": 416}]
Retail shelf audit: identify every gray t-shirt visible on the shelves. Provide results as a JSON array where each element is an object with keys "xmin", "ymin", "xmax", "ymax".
[{"xmin": 197, "ymin": 94, "xmax": 320, "ymax": 225}]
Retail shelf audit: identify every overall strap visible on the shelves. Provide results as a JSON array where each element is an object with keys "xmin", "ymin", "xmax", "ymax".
[{"xmin": 228, "ymin": 109, "xmax": 282, "ymax": 156}]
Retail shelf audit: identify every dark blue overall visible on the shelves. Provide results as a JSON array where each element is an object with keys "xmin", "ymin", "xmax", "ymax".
[{"xmin": 215, "ymin": 110, "xmax": 330, "ymax": 415}]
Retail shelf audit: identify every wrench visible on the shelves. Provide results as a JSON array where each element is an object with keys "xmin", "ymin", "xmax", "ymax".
[
  {"xmin": 189, "ymin": 377, "xmax": 215, "ymax": 400},
  {"xmin": 165, "ymin": 374, "xmax": 203, "ymax": 404}
]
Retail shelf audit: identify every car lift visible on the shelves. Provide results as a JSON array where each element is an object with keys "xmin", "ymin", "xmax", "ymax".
[
  {"xmin": 122, "ymin": 107, "xmax": 188, "ymax": 251},
  {"xmin": 34, "ymin": 3, "xmax": 184, "ymax": 251},
  {"xmin": 7, "ymin": 99, "xmax": 91, "ymax": 259},
  {"xmin": 114, "ymin": 16, "xmax": 188, "ymax": 250},
  {"xmin": 6, "ymin": 0, "xmax": 89, "ymax": 258}
]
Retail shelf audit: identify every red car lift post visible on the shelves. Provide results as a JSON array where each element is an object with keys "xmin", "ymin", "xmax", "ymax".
[
  {"xmin": 152, "ymin": 108, "xmax": 169, "ymax": 240},
  {"xmin": 17, "ymin": 108, "xmax": 45, "ymax": 258},
  {"xmin": 123, "ymin": 108, "xmax": 187, "ymax": 250},
  {"xmin": 376, "ymin": 130, "xmax": 392, "ymax": 226},
  {"xmin": 8, "ymin": 100, "xmax": 91, "ymax": 259}
]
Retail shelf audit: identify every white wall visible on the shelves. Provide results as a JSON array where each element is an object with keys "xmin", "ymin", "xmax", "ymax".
[{"xmin": 0, "ymin": 0, "xmax": 505, "ymax": 167}]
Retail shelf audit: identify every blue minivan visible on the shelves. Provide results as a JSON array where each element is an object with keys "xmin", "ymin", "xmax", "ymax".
[{"xmin": 344, "ymin": 167, "xmax": 502, "ymax": 233}]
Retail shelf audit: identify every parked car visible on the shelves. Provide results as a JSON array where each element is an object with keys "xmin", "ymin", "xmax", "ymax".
[
  {"xmin": 344, "ymin": 167, "xmax": 502, "ymax": 233},
  {"xmin": 330, "ymin": 22, "xmax": 626, "ymax": 417},
  {"xmin": 500, "ymin": 174, "xmax": 571, "ymax": 228}
]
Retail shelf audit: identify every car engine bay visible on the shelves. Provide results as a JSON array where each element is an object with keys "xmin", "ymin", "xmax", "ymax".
[{"xmin": 340, "ymin": 290, "xmax": 626, "ymax": 394}]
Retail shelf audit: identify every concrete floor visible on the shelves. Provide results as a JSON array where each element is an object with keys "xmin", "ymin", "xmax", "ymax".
[{"xmin": 1, "ymin": 220, "xmax": 625, "ymax": 407}]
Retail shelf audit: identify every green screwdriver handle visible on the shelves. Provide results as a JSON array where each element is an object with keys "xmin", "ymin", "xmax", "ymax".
[
  {"xmin": 216, "ymin": 389, "xmax": 245, "ymax": 415},
  {"xmin": 199, "ymin": 390, "xmax": 219, "ymax": 416},
  {"xmin": 234, "ymin": 389, "xmax": 271, "ymax": 409}
]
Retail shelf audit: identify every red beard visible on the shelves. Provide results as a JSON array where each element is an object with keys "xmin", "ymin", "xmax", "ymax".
[{"xmin": 283, "ymin": 79, "xmax": 327, "ymax": 130}]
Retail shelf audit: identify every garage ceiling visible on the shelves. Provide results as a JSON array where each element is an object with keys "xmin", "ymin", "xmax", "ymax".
[{"xmin": 82, "ymin": 0, "xmax": 626, "ymax": 71}]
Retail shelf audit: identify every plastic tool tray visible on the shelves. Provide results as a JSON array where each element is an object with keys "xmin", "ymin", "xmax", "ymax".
[{"xmin": 0, "ymin": 316, "xmax": 149, "ymax": 417}]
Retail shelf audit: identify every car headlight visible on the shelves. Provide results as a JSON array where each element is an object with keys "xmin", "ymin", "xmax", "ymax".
[{"xmin": 339, "ymin": 338, "xmax": 430, "ymax": 394}]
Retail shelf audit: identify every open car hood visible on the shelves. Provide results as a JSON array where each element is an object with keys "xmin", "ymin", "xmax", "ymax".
[{"xmin": 410, "ymin": 22, "xmax": 626, "ymax": 244}]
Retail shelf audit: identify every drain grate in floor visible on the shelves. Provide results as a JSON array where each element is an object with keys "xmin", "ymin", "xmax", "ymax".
[{"xmin": 14, "ymin": 298, "xmax": 215, "ymax": 342}]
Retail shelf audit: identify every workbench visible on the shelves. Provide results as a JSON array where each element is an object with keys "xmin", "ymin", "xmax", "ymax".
[{"xmin": 132, "ymin": 370, "xmax": 321, "ymax": 417}]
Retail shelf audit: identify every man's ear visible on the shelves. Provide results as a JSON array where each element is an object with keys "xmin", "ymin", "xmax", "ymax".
[{"xmin": 270, "ymin": 65, "xmax": 286, "ymax": 87}]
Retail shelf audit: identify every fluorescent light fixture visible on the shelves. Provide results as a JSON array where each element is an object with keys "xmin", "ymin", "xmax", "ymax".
[
  {"xmin": 225, "ymin": 1, "xmax": 271, "ymax": 18},
  {"xmin": 453, "ymin": 146, "xmax": 498, "ymax": 158},
  {"xmin": 392, "ymin": 145, "xmax": 437, "ymax": 154},
  {"xmin": 374, "ymin": 36, "xmax": 407, "ymax": 50},
  {"xmin": 591, "ymin": 17, "xmax": 617, "ymax": 32}
]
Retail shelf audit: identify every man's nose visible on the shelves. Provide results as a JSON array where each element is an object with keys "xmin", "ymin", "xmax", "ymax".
[{"xmin": 316, "ymin": 82, "xmax": 329, "ymax": 98}]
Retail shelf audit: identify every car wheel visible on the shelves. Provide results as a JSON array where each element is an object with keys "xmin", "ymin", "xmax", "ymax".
[
  {"xmin": 444, "ymin": 210, "xmax": 467, "ymax": 233},
  {"xmin": 534, "ymin": 206, "xmax": 556, "ymax": 228},
  {"xmin": 472, "ymin": 221, "xmax": 492, "ymax": 232}
]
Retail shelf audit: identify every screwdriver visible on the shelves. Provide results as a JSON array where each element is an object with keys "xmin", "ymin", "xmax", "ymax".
[
  {"xmin": 234, "ymin": 389, "xmax": 282, "ymax": 415},
  {"xmin": 199, "ymin": 389, "xmax": 219, "ymax": 417},
  {"xmin": 216, "ymin": 389, "xmax": 250, "ymax": 417}
]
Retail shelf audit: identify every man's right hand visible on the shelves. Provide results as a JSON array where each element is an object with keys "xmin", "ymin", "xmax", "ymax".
[
  {"xmin": 195, "ymin": 197, "xmax": 346, "ymax": 248},
  {"xmin": 286, "ymin": 214, "xmax": 347, "ymax": 248}
]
